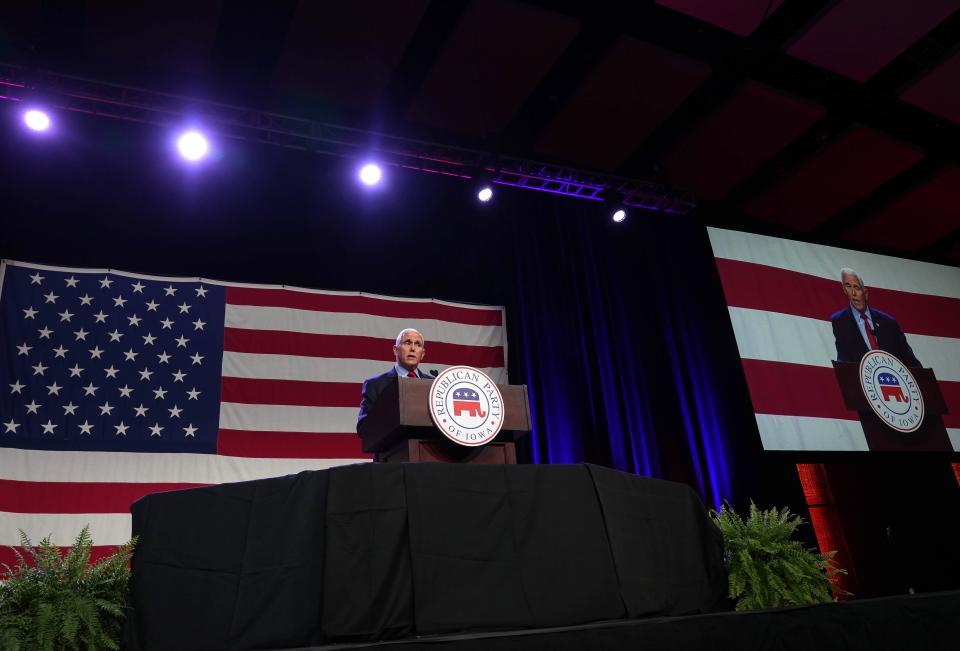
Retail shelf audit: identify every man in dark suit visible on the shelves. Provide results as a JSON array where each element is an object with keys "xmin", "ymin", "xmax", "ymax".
[
  {"xmin": 356, "ymin": 328, "xmax": 432, "ymax": 436},
  {"xmin": 831, "ymin": 268, "xmax": 921, "ymax": 367}
]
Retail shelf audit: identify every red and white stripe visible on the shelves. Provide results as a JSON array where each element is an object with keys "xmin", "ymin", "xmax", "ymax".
[
  {"xmin": 707, "ymin": 228, "xmax": 960, "ymax": 452},
  {"xmin": 1, "ymin": 262, "xmax": 507, "ymax": 564}
]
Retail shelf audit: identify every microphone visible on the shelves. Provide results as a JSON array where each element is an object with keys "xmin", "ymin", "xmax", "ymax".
[{"xmin": 429, "ymin": 369, "xmax": 439, "ymax": 377}]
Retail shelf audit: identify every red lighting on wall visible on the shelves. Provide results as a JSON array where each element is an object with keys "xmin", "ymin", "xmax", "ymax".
[{"xmin": 795, "ymin": 463, "xmax": 858, "ymax": 598}]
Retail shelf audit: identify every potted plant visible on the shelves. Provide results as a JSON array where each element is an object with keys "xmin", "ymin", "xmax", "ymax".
[
  {"xmin": 0, "ymin": 526, "xmax": 135, "ymax": 650},
  {"xmin": 711, "ymin": 501, "xmax": 845, "ymax": 611}
]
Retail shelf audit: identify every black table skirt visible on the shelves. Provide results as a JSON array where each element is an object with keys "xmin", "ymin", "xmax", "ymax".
[{"xmin": 124, "ymin": 463, "xmax": 726, "ymax": 651}]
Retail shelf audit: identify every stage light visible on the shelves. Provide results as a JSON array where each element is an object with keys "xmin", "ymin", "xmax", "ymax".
[
  {"xmin": 477, "ymin": 186, "xmax": 493, "ymax": 203},
  {"xmin": 177, "ymin": 131, "xmax": 209, "ymax": 161},
  {"xmin": 23, "ymin": 109, "xmax": 51, "ymax": 132},
  {"xmin": 359, "ymin": 163, "xmax": 383, "ymax": 186},
  {"xmin": 612, "ymin": 208, "xmax": 627, "ymax": 223}
]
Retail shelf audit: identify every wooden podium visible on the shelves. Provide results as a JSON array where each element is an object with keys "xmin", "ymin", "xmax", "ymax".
[
  {"xmin": 832, "ymin": 361, "xmax": 952, "ymax": 451},
  {"xmin": 357, "ymin": 377, "xmax": 532, "ymax": 464}
]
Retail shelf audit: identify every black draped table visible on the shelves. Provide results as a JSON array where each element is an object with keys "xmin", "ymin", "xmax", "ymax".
[{"xmin": 124, "ymin": 463, "xmax": 726, "ymax": 650}]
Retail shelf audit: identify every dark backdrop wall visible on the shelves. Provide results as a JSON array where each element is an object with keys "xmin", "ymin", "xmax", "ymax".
[{"xmin": 3, "ymin": 106, "xmax": 957, "ymax": 596}]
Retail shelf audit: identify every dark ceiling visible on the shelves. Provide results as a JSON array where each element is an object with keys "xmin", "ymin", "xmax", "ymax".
[{"xmin": 2, "ymin": 0, "xmax": 959, "ymax": 265}]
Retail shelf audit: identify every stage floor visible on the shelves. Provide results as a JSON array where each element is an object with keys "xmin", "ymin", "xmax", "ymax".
[{"xmin": 281, "ymin": 590, "xmax": 960, "ymax": 651}]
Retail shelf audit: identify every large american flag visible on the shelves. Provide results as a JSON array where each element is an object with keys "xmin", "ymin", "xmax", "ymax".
[
  {"xmin": 707, "ymin": 227, "xmax": 960, "ymax": 452},
  {"xmin": 0, "ymin": 260, "xmax": 507, "ymax": 564}
]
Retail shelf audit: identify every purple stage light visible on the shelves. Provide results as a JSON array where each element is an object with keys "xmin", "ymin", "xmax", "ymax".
[
  {"xmin": 477, "ymin": 186, "xmax": 493, "ymax": 203},
  {"xmin": 612, "ymin": 208, "xmax": 627, "ymax": 223},
  {"xmin": 358, "ymin": 163, "xmax": 383, "ymax": 186},
  {"xmin": 23, "ymin": 109, "xmax": 51, "ymax": 132},
  {"xmin": 177, "ymin": 131, "xmax": 209, "ymax": 161}
]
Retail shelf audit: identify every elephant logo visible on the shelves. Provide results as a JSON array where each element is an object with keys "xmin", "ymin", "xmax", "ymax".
[
  {"xmin": 428, "ymin": 365, "xmax": 505, "ymax": 447},
  {"xmin": 453, "ymin": 389, "xmax": 486, "ymax": 418},
  {"xmin": 878, "ymin": 373, "xmax": 907, "ymax": 403}
]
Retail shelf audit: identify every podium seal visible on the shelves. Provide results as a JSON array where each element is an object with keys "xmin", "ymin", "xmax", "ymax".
[
  {"xmin": 429, "ymin": 365, "xmax": 504, "ymax": 447},
  {"xmin": 859, "ymin": 350, "xmax": 924, "ymax": 433}
]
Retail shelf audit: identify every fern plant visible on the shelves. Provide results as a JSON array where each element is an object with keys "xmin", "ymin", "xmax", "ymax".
[
  {"xmin": 0, "ymin": 526, "xmax": 136, "ymax": 651},
  {"xmin": 711, "ymin": 501, "xmax": 844, "ymax": 611}
]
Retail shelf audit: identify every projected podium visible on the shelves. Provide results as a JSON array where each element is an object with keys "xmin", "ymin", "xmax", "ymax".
[
  {"xmin": 357, "ymin": 377, "xmax": 532, "ymax": 463},
  {"xmin": 832, "ymin": 360, "xmax": 952, "ymax": 451}
]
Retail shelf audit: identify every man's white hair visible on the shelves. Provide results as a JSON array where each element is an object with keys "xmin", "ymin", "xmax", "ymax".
[
  {"xmin": 395, "ymin": 328, "xmax": 424, "ymax": 346},
  {"xmin": 839, "ymin": 267, "xmax": 865, "ymax": 287}
]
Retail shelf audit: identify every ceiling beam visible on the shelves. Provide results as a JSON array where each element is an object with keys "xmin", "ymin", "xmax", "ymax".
[
  {"xmin": 809, "ymin": 155, "xmax": 949, "ymax": 239},
  {"xmin": 614, "ymin": 0, "xmax": 833, "ymax": 175},
  {"xmin": 499, "ymin": 20, "xmax": 618, "ymax": 152},
  {"xmin": 377, "ymin": 0, "xmax": 471, "ymax": 129}
]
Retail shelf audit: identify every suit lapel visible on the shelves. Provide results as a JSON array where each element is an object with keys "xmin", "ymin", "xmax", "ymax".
[{"xmin": 844, "ymin": 307, "xmax": 869, "ymax": 357}]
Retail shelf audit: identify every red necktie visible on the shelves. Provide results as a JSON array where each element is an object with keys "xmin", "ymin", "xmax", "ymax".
[
  {"xmin": 407, "ymin": 371, "xmax": 416, "ymax": 378},
  {"xmin": 859, "ymin": 310, "xmax": 878, "ymax": 350}
]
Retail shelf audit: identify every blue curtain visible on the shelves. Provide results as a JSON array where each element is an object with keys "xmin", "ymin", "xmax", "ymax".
[{"xmin": 507, "ymin": 201, "xmax": 738, "ymax": 510}]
